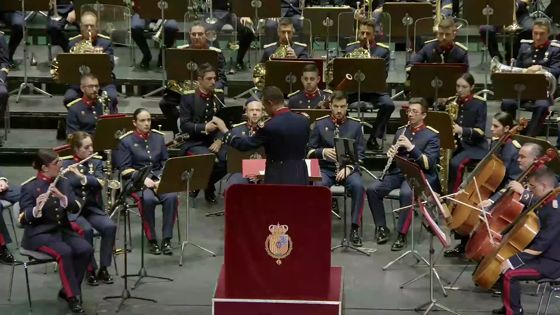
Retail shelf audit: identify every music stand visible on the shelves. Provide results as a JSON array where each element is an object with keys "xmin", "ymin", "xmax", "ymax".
[
  {"xmin": 332, "ymin": 58, "xmax": 386, "ymax": 120},
  {"xmin": 0, "ymin": 0, "xmax": 52, "ymax": 102},
  {"xmin": 491, "ymin": 73, "xmax": 548, "ymax": 121},
  {"xmin": 55, "ymin": 53, "xmax": 113, "ymax": 85},
  {"xmin": 104, "ymin": 165, "xmax": 156, "ymax": 312},
  {"xmin": 410, "ymin": 63, "xmax": 468, "ymax": 106},
  {"xmin": 137, "ymin": 0, "xmax": 189, "ymax": 97},
  {"xmin": 264, "ymin": 60, "xmax": 315, "ymax": 95},
  {"xmin": 216, "ymin": 106, "xmax": 244, "ymax": 129},
  {"xmin": 394, "ymin": 156, "xmax": 457, "ymax": 315},
  {"xmin": 383, "ymin": 2, "xmax": 433, "ymax": 62},
  {"xmin": 156, "ymin": 155, "xmax": 216, "ymax": 266},
  {"xmin": 303, "ymin": 7, "xmax": 353, "ymax": 53},
  {"xmin": 93, "ymin": 115, "xmax": 134, "ymax": 151},
  {"xmin": 165, "ymin": 48, "xmax": 219, "ymax": 84},
  {"xmin": 291, "ymin": 109, "xmax": 331, "ymax": 123}
]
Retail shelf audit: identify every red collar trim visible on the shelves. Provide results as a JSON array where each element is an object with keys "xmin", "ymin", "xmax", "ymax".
[
  {"xmin": 135, "ymin": 130, "xmax": 150, "ymax": 140},
  {"xmin": 534, "ymin": 40, "xmax": 550, "ymax": 49},
  {"xmin": 72, "ymin": 155, "xmax": 82, "ymax": 162},
  {"xmin": 82, "ymin": 96, "xmax": 96, "ymax": 107},
  {"xmin": 37, "ymin": 172, "xmax": 53, "ymax": 183},
  {"xmin": 305, "ymin": 89, "xmax": 319, "ymax": 100},
  {"xmin": 411, "ymin": 123, "xmax": 426, "ymax": 133},
  {"xmin": 331, "ymin": 115, "xmax": 346, "ymax": 125},
  {"xmin": 438, "ymin": 42, "xmax": 454, "ymax": 53},
  {"xmin": 460, "ymin": 94, "xmax": 473, "ymax": 104},
  {"xmin": 273, "ymin": 107, "xmax": 290, "ymax": 117},
  {"xmin": 198, "ymin": 89, "xmax": 212, "ymax": 99}
]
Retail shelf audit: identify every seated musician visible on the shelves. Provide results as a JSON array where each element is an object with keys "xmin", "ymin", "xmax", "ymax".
[
  {"xmin": 492, "ymin": 166, "xmax": 560, "ymax": 315},
  {"xmin": 66, "ymin": 74, "xmax": 111, "ymax": 137},
  {"xmin": 308, "ymin": 90, "xmax": 366, "ymax": 247},
  {"xmin": 47, "ymin": 0, "xmax": 77, "ymax": 52},
  {"xmin": 345, "ymin": 19, "xmax": 395, "ymax": 151},
  {"xmin": 179, "ymin": 63, "xmax": 227, "ymax": 204},
  {"xmin": 0, "ymin": 170, "xmax": 20, "ymax": 264},
  {"xmin": 63, "ymin": 11, "xmax": 118, "ymax": 112},
  {"xmin": 224, "ymin": 100, "xmax": 265, "ymax": 189},
  {"xmin": 500, "ymin": 18, "xmax": 560, "ymax": 143},
  {"xmin": 116, "ymin": 108, "xmax": 178, "ymax": 256},
  {"xmin": 505, "ymin": 142, "xmax": 545, "ymax": 207},
  {"xmin": 287, "ymin": 64, "xmax": 331, "ymax": 109},
  {"xmin": 479, "ymin": 0, "xmax": 533, "ymax": 63},
  {"xmin": 131, "ymin": 2, "xmax": 178, "ymax": 69},
  {"xmin": 261, "ymin": 18, "xmax": 309, "ymax": 63},
  {"xmin": 264, "ymin": 1, "xmax": 303, "ymax": 43},
  {"xmin": 0, "ymin": 32, "xmax": 9, "ymax": 145},
  {"xmin": 0, "ymin": 10, "xmax": 23, "ymax": 66},
  {"xmin": 159, "ymin": 22, "xmax": 227, "ymax": 135},
  {"xmin": 19, "ymin": 149, "xmax": 93, "ymax": 314},
  {"xmin": 366, "ymin": 97, "xmax": 440, "ymax": 250},
  {"xmin": 62, "ymin": 132, "xmax": 116, "ymax": 286},
  {"xmin": 445, "ymin": 112, "xmax": 522, "ymax": 258}
]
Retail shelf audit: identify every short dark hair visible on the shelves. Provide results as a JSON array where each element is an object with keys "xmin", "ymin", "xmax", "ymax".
[
  {"xmin": 331, "ymin": 90, "xmax": 347, "ymax": 102},
  {"xmin": 81, "ymin": 10, "xmax": 98, "ymax": 20},
  {"xmin": 408, "ymin": 97, "xmax": 428, "ymax": 114},
  {"xmin": 302, "ymin": 63, "xmax": 319, "ymax": 74},
  {"xmin": 359, "ymin": 19, "xmax": 376, "ymax": 31},
  {"xmin": 69, "ymin": 131, "xmax": 92, "ymax": 152},
  {"xmin": 262, "ymin": 86, "xmax": 284, "ymax": 104},
  {"xmin": 529, "ymin": 165, "xmax": 558, "ymax": 186},
  {"xmin": 197, "ymin": 63, "xmax": 216, "ymax": 79},
  {"xmin": 494, "ymin": 112, "xmax": 515, "ymax": 129},
  {"xmin": 534, "ymin": 18, "xmax": 551, "ymax": 33},
  {"xmin": 438, "ymin": 17, "xmax": 455, "ymax": 30},
  {"xmin": 190, "ymin": 22, "xmax": 206, "ymax": 32},
  {"xmin": 278, "ymin": 18, "xmax": 294, "ymax": 29},
  {"xmin": 33, "ymin": 149, "xmax": 59, "ymax": 171},
  {"xmin": 133, "ymin": 108, "xmax": 150, "ymax": 121},
  {"xmin": 458, "ymin": 73, "xmax": 475, "ymax": 87}
]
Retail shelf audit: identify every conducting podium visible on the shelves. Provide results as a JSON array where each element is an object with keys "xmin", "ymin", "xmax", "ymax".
[{"xmin": 213, "ymin": 184, "xmax": 342, "ymax": 315}]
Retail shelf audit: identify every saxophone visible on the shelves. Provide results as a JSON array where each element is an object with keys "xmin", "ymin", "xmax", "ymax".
[
  {"xmin": 491, "ymin": 56, "xmax": 557, "ymax": 97},
  {"xmin": 439, "ymin": 97, "xmax": 459, "ymax": 194}
]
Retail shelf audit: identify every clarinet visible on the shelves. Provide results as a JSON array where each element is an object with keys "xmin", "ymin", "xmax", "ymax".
[{"xmin": 379, "ymin": 122, "xmax": 409, "ymax": 180}]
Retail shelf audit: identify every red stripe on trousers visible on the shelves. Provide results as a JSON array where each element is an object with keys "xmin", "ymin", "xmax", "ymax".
[
  {"xmin": 37, "ymin": 246, "xmax": 74, "ymax": 298},
  {"xmin": 131, "ymin": 192, "xmax": 153, "ymax": 241},
  {"xmin": 400, "ymin": 205, "xmax": 413, "ymax": 235},
  {"xmin": 0, "ymin": 232, "xmax": 5, "ymax": 246},
  {"xmin": 358, "ymin": 191, "xmax": 365, "ymax": 226},
  {"xmin": 503, "ymin": 268, "xmax": 541, "ymax": 315},
  {"xmin": 453, "ymin": 158, "xmax": 471, "ymax": 193}
]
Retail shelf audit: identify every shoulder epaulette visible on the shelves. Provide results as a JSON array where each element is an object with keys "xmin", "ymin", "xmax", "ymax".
[
  {"xmin": 397, "ymin": 124, "xmax": 408, "ymax": 129},
  {"xmin": 288, "ymin": 90, "xmax": 300, "ymax": 98},
  {"xmin": 348, "ymin": 117, "xmax": 361, "ymax": 123},
  {"xmin": 455, "ymin": 42, "xmax": 468, "ymax": 51},
  {"xmin": 0, "ymin": 31, "xmax": 4, "ymax": 36},
  {"xmin": 424, "ymin": 38, "xmax": 438, "ymax": 44},
  {"xmin": 177, "ymin": 44, "xmax": 190, "ymax": 49},
  {"xmin": 512, "ymin": 139, "xmax": 521, "ymax": 149},
  {"xmin": 215, "ymin": 88, "xmax": 224, "ymax": 94},
  {"xmin": 185, "ymin": 90, "xmax": 195, "ymax": 95},
  {"xmin": 97, "ymin": 33, "xmax": 110, "ymax": 40},
  {"xmin": 209, "ymin": 46, "xmax": 222, "ymax": 53},
  {"xmin": 346, "ymin": 41, "xmax": 359, "ymax": 47},
  {"xmin": 426, "ymin": 126, "xmax": 439, "ymax": 134},
  {"xmin": 473, "ymin": 95, "xmax": 486, "ymax": 101},
  {"xmin": 315, "ymin": 115, "xmax": 329, "ymax": 121},
  {"xmin": 264, "ymin": 42, "xmax": 277, "ymax": 49},
  {"xmin": 232, "ymin": 122, "xmax": 246, "ymax": 128},
  {"xmin": 294, "ymin": 42, "xmax": 307, "ymax": 47},
  {"xmin": 520, "ymin": 39, "xmax": 533, "ymax": 44},
  {"xmin": 69, "ymin": 34, "xmax": 82, "ymax": 41},
  {"xmin": 551, "ymin": 41, "xmax": 560, "ymax": 48},
  {"xmin": 258, "ymin": 117, "xmax": 271, "ymax": 128},
  {"xmin": 93, "ymin": 154, "xmax": 103, "ymax": 159},
  {"xmin": 119, "ymin": 130, "xmax": 134, "ymax": 139},
  {"xmin": 323, "ymin": 89, "xmax": 332, "ymax": 94},
  {"xmin": 66, "ymin": 98, "xmax": 82, "ymax": 108},
  {"xmin": 377, "ymin": 42, "xmax": 389, "ymax": 49},
  {"xmin": 60, "ymin": 155, "xmax": 73, "ymax": 160},
  {"xmin": 152, "ymin": 129, "xmax": 165, "ymax": 135},
  {"xmin": 21, "ymin": 176, "xmax": 36, "ymax": 186}
]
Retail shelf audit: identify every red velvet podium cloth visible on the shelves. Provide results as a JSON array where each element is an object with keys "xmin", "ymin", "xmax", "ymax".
[{"xmin": 215, "ymin": 184, "xmax": 341, "ymax": 314}]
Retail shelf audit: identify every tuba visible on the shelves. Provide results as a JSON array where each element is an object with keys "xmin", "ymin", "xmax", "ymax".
[{"xmin": 491, "ymin": 56, "xmax": 557, "ymax": 97}]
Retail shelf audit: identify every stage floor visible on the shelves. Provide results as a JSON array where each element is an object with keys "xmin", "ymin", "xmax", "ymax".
[{"xmin": 0, "ymin": 166, "xmax": 558, "ymax": 315}]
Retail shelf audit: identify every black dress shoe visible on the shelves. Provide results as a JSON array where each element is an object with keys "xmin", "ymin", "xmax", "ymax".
[
  {"xmin": 189, "ymin": 190, "xmax": 200, "ymax": 199},
  {"xmin": 149, "ymin": 240, "xmax": 161, "ymax": 255},
  {"xmin": 491, "ymin": 306, "xmax": 505, "ymax": 314},
  {"xmin": 96, "ymin": 267, "xmax": 113, "ymax": 284},
  {"xmin": 161, "ymin": 238, "xmax": 172, "ymax": 255},
  {"xmin": 444, "ymin": 244, "xmax": 465, "ymax": 258},
  {"xmin": 391, "ymin": 234, "xmax": 407, "ymax": 251},
  {"xmin": 68, "ymin": 297, "xmax": 85, "ymax": 313},
  {"xmin": 0, "ymin": 246, "xmax": 15, "ymax": 264},
  {"xmin": 86, "ymin": 271, "xmax": 99, "ymax": 286},
  {"xmin": 204, "ymin": 190, "xmax": 217, "ymax": 204},
  {"xmin": 366, "ymin": 138, "xmax": 381, "ymax": 151},
  {"xmin": 376, "ymin": 226, "xmax": 390, "ymax": 244},
  {"xmin": 58, "ymin": 289, "xmax": 69, "ymax": 302},
  {"xmin": 350, "ymin": 227, "xmax": 362, "ymax": 247}
]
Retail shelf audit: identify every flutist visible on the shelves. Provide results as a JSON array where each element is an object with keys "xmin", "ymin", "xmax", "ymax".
[{"xmin": 366, "ymin": 98, "xmax": 440, "ymax": 251}]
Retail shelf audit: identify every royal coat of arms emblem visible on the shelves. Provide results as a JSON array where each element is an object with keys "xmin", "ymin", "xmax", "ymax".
[{"xmin": 265, "ymin": 223, "xmax": 293, "ymax": 265}]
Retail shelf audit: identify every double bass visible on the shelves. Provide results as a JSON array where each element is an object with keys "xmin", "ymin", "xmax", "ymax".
[
  {"xmin": 473, "ymin": 187, "xmax": 560, "ymax": 289},
  {"xmin": 447, "ymin": 119, "xmax": 527, "ymax": 235},
  {"xmin": 465, "ymin": 148, "xmax": 557, "ymax": 261}
]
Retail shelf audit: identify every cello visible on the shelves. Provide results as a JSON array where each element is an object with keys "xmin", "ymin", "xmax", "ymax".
[
  {"xmin": 447, "ymin": 119, "xmax": 527, "ymax": 235},
  {"xmin": 465, "ymin": 148, "xmax": 557, "ymax": 261},
  {"xmin": 473, "ymin": 186, "xmax": 560, "ymax": 289}
]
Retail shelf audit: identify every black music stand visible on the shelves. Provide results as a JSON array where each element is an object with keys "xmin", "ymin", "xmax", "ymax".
[
  {"xmin": 216, "ymin": 106, "xmax": 244, "ymax": 128},
  {"xmin": 103, "ymin": 165, "xmax": 156, "ymax": 312},
  {"xmin": 165, "ymin": 48, "xmax": 219, "ymax": 84},
  {"xmin": 292, "ymin": 109, "xmax": 331, "ymax": 123},
  {"xmin": 426, "ymin": 111, "xmax": 455, "ymax": 194},
  {"xmin": 330, "ymin": 137, "xmax": 371, "ymax": 256},
  {"xmin": 55, "ymin": 53, "xmax": 113, "ymax": 85},
  {"xmin": 138, "ymin": 0, "xmax": 189, "ymax": 97},
  {"xmin": 492, "ymin": 72, "xmax": 548, "ymax": 121},
  {"xmin": 1, "ymin": 0, "xmax": 52, "ymax": 102},
  {"xmin": 73, "ymin": 0, "xmax": 130, "ymax": 18},
  {"xmin": 156, "ymin": 155, "xmax": 216, "ymax": 266},
  {"xmin": 303, "ymin": 7, "xmax": 353, "ymax": 53},
  {"xmin": 332, "ymin": 58, "xmax": 386, "ymax": 119},
  {"xmin": 410, "ymin": 63, "xmax": 468, "ymax": 106},
  {"xmin": 394, "ymin": 156, "xmax": 457, "ymax": 315},
  {"xmin": 93, "ymin": 115, "xmax": 134, "ymax": 152},
  {"xmin": 383, "ymin": 2, "xmax": 433, "ymax": 62},
  {"xmin": 265, "ymin": 60, "xmax": 315, "ymax": 94},
  {"xmin": 464, "ymin": 0, "xmax": 513, "ymax": 97}
]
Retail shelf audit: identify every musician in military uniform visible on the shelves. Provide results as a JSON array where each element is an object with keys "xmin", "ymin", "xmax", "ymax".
[
  {"xmin": 159, "ymin": 23, "xmax": 227, "ymax": 135},
  {"xmin": 261, "ymin": 18, "xmax": 309, "ymax": 63},
  {"xmin": 308, "ymin": 91, "xmax": 366, "ymax": 246},
  {"xmin": 504, "ymin": 142, "xmax": 544, "ymax": 207},
  {"xmin": 480, "ymin": 0, "xmax": 533, "ymax": 63},
  {"xmin": 288, "ymin": 64, "xmax": 332, "ymax": 109},
  {"xmin": 366, "ymin": 98, "xmax": 440, "ymax": 250},
  {"xmin": 500, "ymin": 19, "xmax": 560, "ymax": 141},
  {"xmin": 0, "ymin": 10, "xmax": 23, "ymax": 65},
  {"xmin": 214, "ymin": 86, "xmax": 311, "ymax": 185},
  {"xmin": 62, "ymin": 132, "xmax": 116, "ymax": 285},
  {"xmin": 19, "ymin": 149, "xmax": 93, "ymax": 314},
  {"xmin": 47, "ymin": 0, "xmax": 77, "ymax": 52},
  {"xmin": 0, "ymin": 170, "xmax": 20, "ymax": 264},
  {"xmin": 0, "ymin": 31, "xmax": 9, "ymax": 141},
  {"xmin": 63, "ymin": 11, "xmax": 118, "ymax": 111},
  {"xmin": 179, "ymin": 63, "xmax": 227, "ymax": 203},
  {"xmin": 131, "ymin": 1, "xmax": 178, "ymax": 69},
  {"xmin": 116, "ymin": 108, "xmax": 178, "ymax": 256},
  {"xmin": 492, "ymin": 167, "xmax": 560, "ymax": 315},
  {"xmin": 345, "ymin": 19, "xmax": 395, "ymax": 151},
  {"xmin": 264, "ymin": 0, "xmax": 304, "ymax": 43}
]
